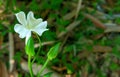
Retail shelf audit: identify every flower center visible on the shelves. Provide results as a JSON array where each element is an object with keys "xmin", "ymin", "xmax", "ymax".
[{"xmin": 26, "ymin": 24, "xmax": 34, "ymax": 29}]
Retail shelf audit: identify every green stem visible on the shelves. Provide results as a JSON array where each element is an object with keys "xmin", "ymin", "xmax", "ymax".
[
  {"xmin": 32, "ymin": 33, "xmax": 42, "ymax": 64},
  {"xmin": 37, "ymin": 59, "xmax": 49, "ymax": 77},
  {"xmin": 28, "ymin": 55, "xmax": 34, "ymax": 77}
]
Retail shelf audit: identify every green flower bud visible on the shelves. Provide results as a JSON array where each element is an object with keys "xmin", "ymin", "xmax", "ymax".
[
  {"xmin": 25, "ymin": 36, "xmax": 35, "ymax": 56},
  {"xmin": 47, "ymin": 43, "xmax": 60, "ymax": 60}
]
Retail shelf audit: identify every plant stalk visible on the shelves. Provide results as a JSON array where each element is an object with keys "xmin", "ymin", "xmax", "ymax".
[
  {"xmin": 28, "ymin": 55, "xmax": 34, "ymax": 77},
  {"xmin": 32, "ymin": 33, "xmax": 42, "ymax": 64},
  {"xmin": 37, "ymin": 59, "xmax": 49, "ymax": 77}
]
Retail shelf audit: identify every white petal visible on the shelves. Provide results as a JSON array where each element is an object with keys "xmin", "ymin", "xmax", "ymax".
[
  {"xmin": 35, "ymin": 21, "xmax": 48, "ymax": 29},
  {"xmin": 15, "ymin": 11, "xmax": 27, "ymax": 26},
  {"xmin": 32, "ymin": 21, "xmax": 48, "ymax": 36},
  {"xmin": 27, "ymin": 11, "xmax": 43, "ymax": 28},
  {"xmin": 25, "ymin": 32, "xmax": 31, "ymax": 44},
  {"xmin": 14, "ymin": 24, "xmax": 30, "ymax": 38}
]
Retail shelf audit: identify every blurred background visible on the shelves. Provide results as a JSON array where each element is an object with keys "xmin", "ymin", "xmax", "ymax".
[{"xmin": 0, "ymin": 0, "xmax": 120, "ymax": 77}]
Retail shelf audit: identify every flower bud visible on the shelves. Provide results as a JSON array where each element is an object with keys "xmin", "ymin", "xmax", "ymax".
[
  {"xmin": 47, "ymin": 43, "xmax": 60, "ymax": 60},
  {"xmin": 25, "ymin": 36, "xmax": 35, "ymax": 56}
]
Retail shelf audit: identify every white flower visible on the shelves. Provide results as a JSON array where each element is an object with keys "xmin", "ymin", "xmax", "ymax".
[{"xmin": 14, "ymin": 11, "xmax": 48, "ymax": 44}]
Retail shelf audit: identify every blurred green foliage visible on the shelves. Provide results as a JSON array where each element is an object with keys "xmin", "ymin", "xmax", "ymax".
[{"xmin": 0, "ymin": 0, "xmax": 120, "ymax": 77}]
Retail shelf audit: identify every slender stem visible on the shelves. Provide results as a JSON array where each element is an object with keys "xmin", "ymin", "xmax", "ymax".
[
  {"xmin": 37, "ymin": 59, "xmax": 49, "ymax": 77},
  {"xmin": 28, "ymin": 55, "xmax": 34, "ymax": 77},
  {"xmin": 32, "ymin": 33, "xmax": 42, "ymax": 64}
]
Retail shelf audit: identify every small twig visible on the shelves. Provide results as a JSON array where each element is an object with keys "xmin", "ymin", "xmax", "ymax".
[
  {"xmin": 75, "ymin": 0, "xmax": 82, "ymax": 19},
  {"xmin": 59, "ymin": 34, "xmax": 69, "ymax": 53},
  {"xmin": 0, "ymin": 61, "xmax": 9, "ymax": 77},
  {"xmin": 0, "ymin": 43, "xmax": 9, "ymax": 50},
  {"xmin": 105, "ymin": 26, "xmax": 120, "ymax": 33},
  {"xmin": 52, "ymin": 66, "xmax": 66, "ymax": 72},
  {"xmin": 34, "ymin": 41, "xmax": 55, "ymax": 48},
  {"xmin": 57, "ymin": 21, "xmax": 81, "ymax": 38},
  {"xmin": 83, "ymin": 13, "xmax": 106, "ymax": 29},
  {"xmin": 9, "ymin": 32, "xmax": 15, "ymax": 73},
  {"xmin": 63, "ymin": 10, "xmax": 76, "ymax": 20}
]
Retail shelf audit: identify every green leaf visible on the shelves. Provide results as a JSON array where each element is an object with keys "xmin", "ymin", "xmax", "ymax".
[
  {"xmin": 43, "ymin": 72, "xmax": 53, "ymax": 77},
  {"xmin": 14, "ymin": 52, "xmax": 22, "ymax": 64},
  {"xmin": 109, "ymin": 62, "xmax": 120, "ymax": 70},
  {"xmin": 112, "ymin": 46, "xmax": 120, "ymax": 59},
  {"xmin": 65, "ymin": 63, "xmax": 74, "ymax": 74},
  {"xmin": 47, "ymin": 43, "xmax": 60, "ymax": 60},
  {"xmin": 25, "ymin": 37, "xmax": 35, "ymax": 56}
]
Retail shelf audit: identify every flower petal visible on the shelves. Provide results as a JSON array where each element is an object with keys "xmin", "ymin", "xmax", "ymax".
[
  {"xmin": 25, "ymin": 31, "xmax": 31, "ymax": 44},
  {"xmin": 27, "ymin": 11, "xmax": 43, "ymax": 28},
  {"xmin": 32, "ymin": 21, "xmax": 48, "ymax": 36},
  {"xmin": 14, "ymin": 24, "xmax": 30, "ymax": 38},
  {"xmin": 15, "ymin": 11, "xmax": 27, "ymax": 26}
]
